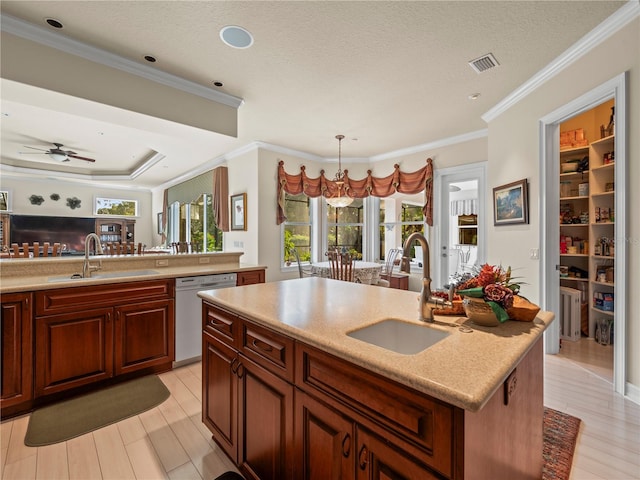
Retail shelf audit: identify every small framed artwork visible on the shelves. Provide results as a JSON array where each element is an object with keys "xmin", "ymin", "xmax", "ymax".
[
  {"xmin": 95, "ymin": 197, "xmax": 138, "ymax": 216},
  {"xmin": 231, "ymin": 193, "xmax": 247, "ymax": 231},
  {"xmin": 493, "ymin": 179, "xmax": 529, "ymax": 225},
  {"xmin": 0, "ymin": 190, "xmax": 10, "ymax": 212},
  {"xmin": 157, "ymin": 212, "xmax": 164, "ymax": 235}
]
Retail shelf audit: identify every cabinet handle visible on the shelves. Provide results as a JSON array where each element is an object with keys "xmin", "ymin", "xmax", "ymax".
[
  {"xmin": 341, "ymin": 433, "xmax": 351, "ymax": 458},
  {"xmin": 230, "ymin": 357, "xmax": 239, "ymax": 373},
  {"xmin": 236, "ymin": 362, "xmax": 245, "ymax": 378},
  {"xmin": 358, "ymin": 445, "xmax": 368, "ymax": 470},
  {"xmin": 251, "ymin": 338, "xmax": 273, "ymax": 352}
]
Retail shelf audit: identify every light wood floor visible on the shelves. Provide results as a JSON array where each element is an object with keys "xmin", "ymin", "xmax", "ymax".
[{"xmin": 1, "ymin": 346, "xmax": 638, "ymax": 480}]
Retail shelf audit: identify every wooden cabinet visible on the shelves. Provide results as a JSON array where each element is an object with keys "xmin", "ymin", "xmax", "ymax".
[
  {"xmin": 1, "ymin": 293, "xmax": 33, "ymax": 412},
  {"xmin": 115, "ymin": 298, "xmax": 174, "ymax": 376},
  {"xmin": 237, "ymin": 269, "xmax": 265, "ymax": 286},
  {"xmin": 296, "ymin": 343, "xmax": 454, "ymax": 479},
  {"xmin": 0, "ymin": 214, "xmax": 9, "ymax": 256},
  {"xmin": 34, "ymin": 279, "xmax": 174, "ymax": 397},
  {"xmin": 95, "ymin": 218, "xmax": 135, "ymax": 245},
  {"xmin": 202, "ymin": 303, "xmax": 294, "ymax": 479}
]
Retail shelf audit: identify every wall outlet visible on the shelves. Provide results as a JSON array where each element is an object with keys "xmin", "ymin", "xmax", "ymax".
[
  {"xmin": 155, "ymin": 259, "xmax": 169, "ymax": 267},
  {"xmin": 199, "ymin": 257, "xmax": 210, "ymax": 264}
]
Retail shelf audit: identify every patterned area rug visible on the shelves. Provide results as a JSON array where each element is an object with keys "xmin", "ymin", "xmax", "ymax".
[{"xmin": 543, "ymin": 407, "xmax": 582, "ymax": 480}]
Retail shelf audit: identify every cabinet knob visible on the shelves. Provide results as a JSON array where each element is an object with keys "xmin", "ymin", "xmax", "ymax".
[
  {"xmin": 358, "ymin": 445, "xmax": 368, "ymax": 470},
  {"xmin": 252, "ymin": 338, "xmax": 273, "ymax": 352},
  {"xmin": 341, "ymin": 433, "xmax": 351, "ymax": 458}
]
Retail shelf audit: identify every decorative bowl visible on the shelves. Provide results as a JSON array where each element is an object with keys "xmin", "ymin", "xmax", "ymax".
[{"xmin": 462, "ymin": 297, "xmax": 500, "ymax": 327}]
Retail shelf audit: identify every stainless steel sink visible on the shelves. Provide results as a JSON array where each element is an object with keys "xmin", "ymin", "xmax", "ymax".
[
  {"xmin": 347, "ymin": 318, "xmax": 449, "ymax": 355},
  {"xmin": 47, "ymin": 270, "xmax": 159, "ymax": 282}
]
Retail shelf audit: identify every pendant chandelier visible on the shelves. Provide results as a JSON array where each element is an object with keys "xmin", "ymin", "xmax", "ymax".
[{"xmin": 325, "ymin": 134, "xmax": 354, "ymax": 208}]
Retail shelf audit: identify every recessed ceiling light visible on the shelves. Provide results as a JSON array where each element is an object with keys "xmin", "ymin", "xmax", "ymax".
[
  {"xmin": 468, "ymin": 93, "xmax": 481, "ymax": 100},
  {"xmin": 220, "ymin": 25, "xmax": 254, "ymax": 49},
  {"xmin": 144, "ymin": 55, "xmax": 157, "ymax": 63},
  {"xmin": 45, "ymin": 18, "xmax": 63, "ymax": 29},
  {"xmin": 213, "ymin": 81, "xmax": 224, "ymax": 87}
]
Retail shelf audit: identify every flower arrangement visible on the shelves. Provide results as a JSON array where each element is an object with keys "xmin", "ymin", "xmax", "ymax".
[{"xmin": 452, "ymin": 264, "xmax": 522, "ymax": 323}]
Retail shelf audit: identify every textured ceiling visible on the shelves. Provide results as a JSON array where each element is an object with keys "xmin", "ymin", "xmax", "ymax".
[{"xmin": 0, "ymin": 1, "xmax": 627, "ymax": 188}]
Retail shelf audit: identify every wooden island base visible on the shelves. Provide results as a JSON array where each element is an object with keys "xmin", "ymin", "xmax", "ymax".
[{"xmin": 202, "ymin": 300, "xmax": 544, "ymax": 480}]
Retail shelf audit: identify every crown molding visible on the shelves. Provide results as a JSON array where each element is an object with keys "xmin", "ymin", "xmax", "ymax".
[
  {"xmin": 0, "ymin": 164, "xmax": 152, "ymax": 191},
  {"xmin": 370, "ymin": 129, "xmax": 488, "ymax": 162},
  {"xmin": 1, "ymin": 14, "xmax": 244, "ymax": 109},
  {"xmin": 482, "ymin": 0, "xmax": 639, "ymax": 123}
]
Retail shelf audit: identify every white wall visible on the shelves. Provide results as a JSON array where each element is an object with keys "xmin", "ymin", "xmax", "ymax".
[
  {"xmin": 0, "ymin": 175, "xmax": 154, "ymax": 247},
  {"xmin": 487, "ymin": 19, "xmax": 639, "ymax": 389}
]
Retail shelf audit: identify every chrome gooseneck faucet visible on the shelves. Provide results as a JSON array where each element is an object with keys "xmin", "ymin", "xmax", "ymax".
[
  {"xmin": 83, "ymin": 233, "xmax": 104, "ymax": 278},
  {"xmin": 399, "ymin": 232, "xmax": 451, "ymax": 322}
]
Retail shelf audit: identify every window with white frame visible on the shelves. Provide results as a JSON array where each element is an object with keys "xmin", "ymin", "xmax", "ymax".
[
  {"xmin": 282, "ymin": 192, "xmax": 312, "ymax": 265},
  {"xmin": 379, "ymin": 193, "xmax": 425, "ymax": 261},
  {"xmin": 327, "ymin": 198, "xmax": 364, "ymax": 259}
]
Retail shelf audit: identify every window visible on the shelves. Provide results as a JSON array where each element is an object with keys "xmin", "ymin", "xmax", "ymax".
[
  {"xmin": 379, "ymin": 194, "xmax": 424, "ymax": 260},
  {"xmin": 95, "ymin": 197, "xmax": 138, "ymax": 216},
  {"xmin": 168, "ymin": 194, "xmax": 222, "ymax": 252},
  {"xmin": 282, "ymin": 193, "xmax": 312, "ymax": 264},
  {"xmin": 327, "ymin": 198, "xmax": 364, "ymax": 259}
]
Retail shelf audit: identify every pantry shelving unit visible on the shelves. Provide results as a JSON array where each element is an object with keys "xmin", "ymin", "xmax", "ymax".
[
  {"xmin": 559, "ymin": 130, "xmax": 616, "ymax": 342},
  {"xmin": 589, "ymin": 135, "xmax": 615, "ymax": 339}
]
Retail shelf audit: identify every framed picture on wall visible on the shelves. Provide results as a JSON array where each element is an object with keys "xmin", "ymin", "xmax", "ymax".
[
  {"xmin": 493, "ymin": 179, "xmax": 529, "ymax": 225},
  {"xmin": 230, "ymin": 193, "xmax": 247, "ymax": 231},
  {"xmin": 0, "ymin": 190, "xmax": 10, "ymax": 212}
]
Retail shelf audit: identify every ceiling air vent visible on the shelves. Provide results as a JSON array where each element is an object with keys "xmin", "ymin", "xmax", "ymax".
[{"xmin": 468, "ymin": 53, "xmax": 499, "ymax": 74}]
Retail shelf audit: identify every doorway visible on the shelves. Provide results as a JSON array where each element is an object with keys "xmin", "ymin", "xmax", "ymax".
[
  {"xmin": 433, "ymin": 163, "xmax": 487, "ymax": 289},
  {"xmin": 539, "ymin": 73, "xmax": 627, "ymax": 395}
]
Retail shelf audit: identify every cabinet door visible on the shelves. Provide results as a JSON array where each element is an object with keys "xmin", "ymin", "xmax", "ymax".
[
  {"xmin": 355, "ymin": 427, "xmax": 440, "ymax": 480},
  {"xmin": 35, "ymin": 307, "xmax": 114, "ymax": 396},
  {"xmin": 295, "ymin": 390, "xmax": 355, "ymax": 480},
  {"xmin": 1, "ymin": 293, "xmax": 33, "ymax": 409},
  {"xmin": 203, "ymin": 332, "xmax": 239, "ymax": 463},
  {"xmin": 238, "ymin": 355, "xmax": 294, "ymax": 480},
  {"xmin": 114, "ymin": 299, "xmax": 174, "ymax": 375},
  {"xmin": 237, "ymin": 270, "xmax": 265, "ymax": 286}
]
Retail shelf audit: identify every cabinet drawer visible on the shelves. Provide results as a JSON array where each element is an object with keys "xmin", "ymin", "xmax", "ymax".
[
  {"xmin": 236, "ymin": 269, "xmax": 265, "ymax": 286},
  {"xmin": 36, "ymin": 279, "xmax": 174, "ymax": 316},
  {"xmin": 296, "ymin": 344, "xmax": 454, "ymax": 478},
  {"xmin": 241, "ymin": 319, "xmax": 294, "ymax": 382},
  {"xmin": 203, "ymin": 302, "xmax": 240, "ymax": 347}
]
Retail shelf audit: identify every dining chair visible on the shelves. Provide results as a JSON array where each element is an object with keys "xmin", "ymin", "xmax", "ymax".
[
  {"xmin": 327, "ymin": 249, "xmax": 355, "ymax": 282},
  {"xmin": 377, "ymin": 248, "xmax": 403, "ymax": 287},
  {"xmin": 291, "ymin": 247, "xmax": 316, "ymax": 278}
]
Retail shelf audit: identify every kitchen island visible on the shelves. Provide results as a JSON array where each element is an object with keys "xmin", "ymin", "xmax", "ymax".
[{"xmin": 199, "ymin": 277, "xmax": 553, "ymax": 480}]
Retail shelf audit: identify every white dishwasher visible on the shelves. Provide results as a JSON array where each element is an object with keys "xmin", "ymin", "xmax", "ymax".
[{"xmin": 174, "ymin": 273, "xmax": 237, "ymax": 366}]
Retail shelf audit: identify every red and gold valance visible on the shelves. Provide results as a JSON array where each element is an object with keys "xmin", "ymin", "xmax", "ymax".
[{"xmin": 277, "ymin": 158, "xmax": 433, "ymax": 226}]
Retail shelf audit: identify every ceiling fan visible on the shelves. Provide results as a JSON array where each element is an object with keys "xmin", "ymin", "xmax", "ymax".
[{"xmin": 20, "ymin": 142, "xmax": 96, "ymax": 163}]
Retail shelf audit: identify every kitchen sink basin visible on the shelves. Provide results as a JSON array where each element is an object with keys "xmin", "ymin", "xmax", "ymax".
[
  {"xmin": 347, "ymin": 318, "xmax": 449, "ymax": 355},
  {"xmin": 47, "ymin": 269, "xmax": 159, "ymax": 282}
]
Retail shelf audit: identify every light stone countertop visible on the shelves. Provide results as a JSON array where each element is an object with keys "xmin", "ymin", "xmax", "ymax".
[
  {"xmin": 0, "ymin": 252, "xmax": 265, "ymax": 293},
  {"xmin": 198, "ymin": 276, "xmax": 553, "ymax": 412}
]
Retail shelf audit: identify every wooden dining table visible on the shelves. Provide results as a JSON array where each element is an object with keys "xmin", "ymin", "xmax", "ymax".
[{"xmin": 310, "ymin": 261, "xmax": 383, "ymax": 284}]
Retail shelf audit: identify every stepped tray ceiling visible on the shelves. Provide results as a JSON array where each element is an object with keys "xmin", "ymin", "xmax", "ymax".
[{"xmin": 0, "ymin": 1, "xmax": 627, "ymax": 188}]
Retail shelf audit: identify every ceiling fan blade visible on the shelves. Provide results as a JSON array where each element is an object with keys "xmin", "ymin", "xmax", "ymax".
[
  {"xmin": 22, "ymin": 146, "xmax": 50, "ymax": 152},
  {"xmin": 67, "ymin": 154, "xmax": 96, "ymax": 163},
  {"xmin": 18, "ymin": 151, "xmax": 49, "ymax": 155}
]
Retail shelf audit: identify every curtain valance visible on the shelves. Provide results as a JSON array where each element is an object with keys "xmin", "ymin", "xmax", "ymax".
[
  {"xmin": 450, "ymin": 199, "xmax": 478, "ymax": 216},
  {"xmin": 277, "ymin": 158, "xmax": 433, "ymax": 226}
]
